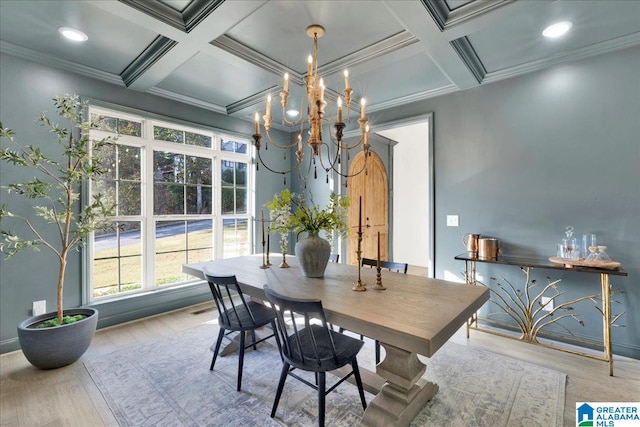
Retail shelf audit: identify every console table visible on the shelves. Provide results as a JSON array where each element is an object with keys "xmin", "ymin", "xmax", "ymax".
[{"xmin": 455, "ymin": 253, "xmax": 627, "ymax": 376}]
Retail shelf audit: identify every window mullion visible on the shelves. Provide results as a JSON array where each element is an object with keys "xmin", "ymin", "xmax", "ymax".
[{"xmin": 144, "ymin": 121, "xmax": 156, "ymax": 290}]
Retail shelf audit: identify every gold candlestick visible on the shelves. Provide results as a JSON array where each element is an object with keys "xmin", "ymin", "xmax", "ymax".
[
  {"xmin": 259, "ymin": 210, "xmax": 269, "ymax": 269},
  {"xmin": 372, "ymin": 231, "xmax": 385, "ymax": 290},
  {"xmin": 353, "ymin": 196, "xmax": 366, "ymax": 291}
]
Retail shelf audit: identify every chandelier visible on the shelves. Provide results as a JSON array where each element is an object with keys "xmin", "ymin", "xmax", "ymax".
[{"xmin": 252, "ymin": 24, "xmax": 371, "ymax": 186}]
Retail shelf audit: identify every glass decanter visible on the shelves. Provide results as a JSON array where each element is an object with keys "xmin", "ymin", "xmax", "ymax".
[{"xmin": 562, "ymin": 226, "xmax": 578, "ymax": 260}]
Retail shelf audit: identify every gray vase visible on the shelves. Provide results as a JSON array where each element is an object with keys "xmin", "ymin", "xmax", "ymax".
[
  {"xmin": 17, "ymin": 307, "xmax": 98, "ymax": 369},
  {"xmin": 295, "ymin": 232, "xmax": 331, "ymax": 278}
]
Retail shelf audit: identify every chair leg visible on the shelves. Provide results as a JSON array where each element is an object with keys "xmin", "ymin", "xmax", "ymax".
[
  {"xmin": 351, "ymin": 359, "xmax": 367, "ymax": 411},
  {"xmin": 375, "ymin": 340, "xmax": 381, "ymax": 364},
  {"xmin": 271, "ymin": 362, "xmax": 290, "ymax": 418},
  {"xmin": 237, "ymin": 331, "xmax": 246, "ymax": 391},
  {"xmin": 318, "ymin": 372, "xmax": 326, "ymax": 427},
  {"xmin": 210, "ymin": 329, "xmax": 225, "ymax": 371},
  {"xmin": 251, "ymin": 330, "xmax": 257, "ymax": 351},
  {"xmin": 271, "ymin": 320, "xmax": 284, "ymax": 362}
]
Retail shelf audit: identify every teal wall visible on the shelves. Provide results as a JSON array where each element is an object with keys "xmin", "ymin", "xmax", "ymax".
[
  {"xmin": 0, "ymin": 52, "xmax": 288, "ymax": 353},
  {"xmin": 1, "ymin": 44, "xmax": 638, "ymax": 359},
  {"xmin": 370, "ymin": 45, "xmax": 640, "ymax": 359}
]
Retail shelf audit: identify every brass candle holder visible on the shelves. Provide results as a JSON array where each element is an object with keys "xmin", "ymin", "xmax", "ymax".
[
  {"xmin": 352, "ymin": 229, "xmax": 366, "ymax": 291},
  {"xmin": 259, "ymin": 209, "xmax": 269, "ymax": 269},
  {"xmin": 280, "ymin": 252, "xmax": 289, "ymax": 268},
  {"xmin": 372, "ymin": 266, "xmax": 385, "ymax": 290},
  {"xmin": 372, "ymin": 231, "xmax": 385, "ymax": 290}
]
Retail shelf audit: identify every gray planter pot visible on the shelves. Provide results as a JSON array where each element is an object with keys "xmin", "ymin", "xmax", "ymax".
[
  {"xmin": 17, "ymin": 307, "xmax": 98, "ymax": 370},
  {"xmin": 295, "ymin": 233, "xmax": 331, "ymax": 278}
]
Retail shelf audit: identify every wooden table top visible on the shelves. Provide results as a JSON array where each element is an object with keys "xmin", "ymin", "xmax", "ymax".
[{"xmin": 184, "ymin": 255, "xmax": 489, "ymax": 357}]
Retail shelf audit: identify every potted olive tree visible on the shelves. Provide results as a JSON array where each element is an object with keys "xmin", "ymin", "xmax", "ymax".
[{"xmin": 0, "ymin": 94, "xmax": 115, "ymax": 369}]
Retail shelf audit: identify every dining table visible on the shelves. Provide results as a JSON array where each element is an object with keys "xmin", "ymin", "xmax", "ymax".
[{"xmin": 183, "ymin": 255, "xmax": 489, "ymax": 427}]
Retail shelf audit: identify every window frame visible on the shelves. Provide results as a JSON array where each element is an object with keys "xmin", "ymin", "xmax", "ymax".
[{"xmin": 87, "ymin": 103, "xmax": 253, "ymax": 301}]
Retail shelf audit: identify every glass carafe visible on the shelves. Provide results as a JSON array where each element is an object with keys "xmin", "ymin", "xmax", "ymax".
[{"xmin": 562, "ymin": 226, "xmax": 578, "ymax": 260}]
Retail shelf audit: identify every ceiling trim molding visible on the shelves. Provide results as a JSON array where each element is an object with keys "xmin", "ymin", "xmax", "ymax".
[
  {"xmin": 211, "ymin": 35, "xmax": 297, "ymax": 83},
  {"xmin": 317, "ymin": 31, "xmax": 419, "ymax": 77},
  {"xmin": 367, "ymin": 83, "xmax": 459, "ymax": 113},
  {"xmin": 182, "ymin": 0, "xmax": 225, "ymax": 33},
  {"xmin": 212, "ymin": 31, "xmax": 418, "ymax": 83},
  {"xmin": 0, "ymin": 40, "xmax": 124, "ymax": 86},
  {"xmin": 121, "ymin": 36, "xmax": 178, "ymax": 87},
  {"xmin": 421, "ymin": 0, "xmax": 515, "ymax": 31},
  {"xmin": 118, "ymin": 0, "xmax": 185, "ymax": 31},
  {"xmin": 226, "ymin": 86, "xmax": 280, "ymax": 115},
  {"xmin": 450, "ymin": 36, "xmax": 486, "ymax": 84},
  {"xmin": 146, "ymin": 86, "xmax": 228, "ymax": 114},
  {"xmin": 483, "ymin": 32, "xmax": 640, "ymax": 84}
]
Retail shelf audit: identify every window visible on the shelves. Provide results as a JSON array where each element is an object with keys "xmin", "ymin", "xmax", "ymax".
[{"xmin": 89, "ymin": 109, "xmax": 251, "ymax": 300}]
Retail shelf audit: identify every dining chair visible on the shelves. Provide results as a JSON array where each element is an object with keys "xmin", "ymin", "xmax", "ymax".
[
  {"xmin": 361, "ymin": 257, "xmax": 408, "ymax": 274},
  {"xmin": 263, "ymin": 285, "xmax": 367, "ymax": 427},
  {"xmin": 204, "ymin": 271, "xmax": 281, "ymax": 391},
  {"xmin": 346, "ymin": 257, "xmax": 409, "ymax": 363}
]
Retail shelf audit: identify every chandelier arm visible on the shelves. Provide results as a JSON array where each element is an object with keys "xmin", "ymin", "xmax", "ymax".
[
  {"xmin": 256, "ymin": 148, "xmax": 301, "ymax": 175},
  {"xmin": 264, "ymin": 130, "xmax": 299, "ymax": 150},
  {"xmin": 327, "ymin": 132, "xmax": 365, "ymax": 150},
  {"xmin": 316, "ymin": 141, "xmax": 339, "ymax": 172},
  {"xmin": 331, "ymin": 153, "xmax": 369, "ymax": 178}
]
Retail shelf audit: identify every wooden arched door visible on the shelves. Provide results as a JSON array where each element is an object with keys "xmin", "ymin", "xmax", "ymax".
[{"xmin": 347, "ymin": 151, "xmax": 388, "ymax": 265}]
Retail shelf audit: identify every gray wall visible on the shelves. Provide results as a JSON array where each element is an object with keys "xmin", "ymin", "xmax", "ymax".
[
  {"xmin": 1, "ymin": 44, "xmax": 638, "ymax": 359},
  {"xmin": 371, "ymin": 45, "xmax": 639, "ymax": 359},
  {"xmin": 0, "ymin": 52, "xmax": 288, "ymax": 353}
]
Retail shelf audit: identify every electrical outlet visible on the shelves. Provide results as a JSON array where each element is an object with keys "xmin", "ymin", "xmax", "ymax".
[
  {"xmin": 541, "ymin": 297, "xmax": 554, "ymax": 312},
  {"xmin": 33, "ymin": 300, "xmax": 46, "ymax": 316},
  {"xmin": 446, "ymin": 215, "xmax": 459, "ymax": 227}
]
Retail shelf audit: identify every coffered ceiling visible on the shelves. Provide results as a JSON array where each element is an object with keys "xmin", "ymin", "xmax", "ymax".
[{"xmin": 1, "ymin": 0, "xmax": 638, "ymax": 129}]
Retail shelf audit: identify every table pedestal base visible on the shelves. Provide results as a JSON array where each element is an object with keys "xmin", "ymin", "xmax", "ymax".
[{"xmin": 361, "ymin": 343, "xmax": 438, "ymax": 427}]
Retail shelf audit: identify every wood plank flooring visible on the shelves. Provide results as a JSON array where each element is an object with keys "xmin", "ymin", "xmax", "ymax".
[{"xmin": 1, "ymin": 301, "xmax": 638, "ymax": 427}]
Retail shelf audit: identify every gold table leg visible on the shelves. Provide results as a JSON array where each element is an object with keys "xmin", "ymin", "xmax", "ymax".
[{"xmin": 601, "ymin": 273, "xmax": 613, "ymax": 376}]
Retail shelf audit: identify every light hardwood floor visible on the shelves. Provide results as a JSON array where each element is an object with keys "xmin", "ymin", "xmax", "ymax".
[{"xmin": 1, "ymin": 301, "xmax": 638, "ymax": 427}]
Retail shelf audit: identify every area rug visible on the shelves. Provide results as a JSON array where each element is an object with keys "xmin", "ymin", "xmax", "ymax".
[{"xmin": 84, "ymin": 323, "xmax": 566, "ymax": 426}]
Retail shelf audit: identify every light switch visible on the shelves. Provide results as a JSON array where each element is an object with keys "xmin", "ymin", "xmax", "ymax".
[{"xmin": 446, "ymin": 215, "xmax": 459, "ymax": 227}]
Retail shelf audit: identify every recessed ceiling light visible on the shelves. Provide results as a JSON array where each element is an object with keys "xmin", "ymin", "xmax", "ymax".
[
  {"xmin": 542, "ymin": 21, "xmax": 573, "ymax": 38},
  {"xmin": 58, "ymin": 27, "xmax": 88, "ymax": 42},
  {"xmin": 286, "ymin": 109, "xmax": 299, "ymax": 118}
]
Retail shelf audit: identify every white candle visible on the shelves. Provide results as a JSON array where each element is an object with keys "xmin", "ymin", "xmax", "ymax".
[
  {"xmin": 266, "ymin": 94, "xmax": 271, "ymax": 116},
  {"xmin": 337, "ymin": 97, "xmax": 343, "ymax": 122},
  {"xmin": 319, "ymin": 78, "xmax": 325, "ymax": 102},
  {"xmin": 283, "ymin": 72, "xmax": 289, "ymax": 92},
  {"xmin": 344, "ymin": 70, "xmax": 350, "ymax": 90},
  {"xmin": 298, "ymin": 134, "xmax": 302, "ymax": 151},
  {"xmin": 360, "ymin": 98, "xmax": 366, "ymax": 119},
  {"xmin": 307, "ymin": 55, "xmax": 313, "ymax": 76},
  {"xmin": 254, "ymin": 112, "xmax": 260, "ymax": 135}
]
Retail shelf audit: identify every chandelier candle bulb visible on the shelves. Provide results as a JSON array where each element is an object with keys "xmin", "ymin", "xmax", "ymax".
[
  {"xmin": 337, "ymin": 97, "xmax": 343, "ymax": 122},
  {"xmin": 266, "ymin": 95, "xmax": 271, "ymax": 116},
  {"xmin": 360, "ymin": 98, "xmax": 366, "ymax": 119},
  {"xmin": 283, "ymin": 72, "xmax": 289, "ymax": 92},
  {"xmin": 254, "ymin": 112, "xmax": 260, "ymax": 135},
  {"xmin": 319, "ymin": 78, "xmax": 325, "ymax": 102},
  {"xmin": 344, "ymin": 70, "xmax": 350, "ymax": 90}
]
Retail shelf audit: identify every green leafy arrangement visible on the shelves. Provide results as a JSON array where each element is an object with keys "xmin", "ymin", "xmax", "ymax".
[
  {"xmin": 266, "ymin": 189, "xmax": 350, "ymax": 243},
  {"xmin": 0, "ymin": 94, "xmax": 115, "ymax": 326}
]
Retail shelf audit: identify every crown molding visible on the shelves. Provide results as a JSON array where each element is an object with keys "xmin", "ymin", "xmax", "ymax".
[
  {"xmin": 483, "ymin": 32, "xmax": 640, "ymax": 84},
  {"xmin": 146, "ymin": 86, "xmax": 228, "ymax": 114},
  {"xmin": 121, "ymin": 36, "xmax": 178, "ymax": 87},
  {"xmin": 226, "ymin": 85, "xmax": 280, "ymax": 115},
  {"xmin": 367, "ymin": 83, "xmax": 459, "ymax": 113},
  {"xmin": 118, "ymin": 0, "xmax": 223, "ymax": 33},
  {"xmin": 450, "ymin": 36, "xmax": 486, "ymax": 84},
  {"xmin": 0, "ymin": 41, "xmax": 124, "ymax": 86},
  {"xmin": 421, "ymin": 0, "xmax": 514, "ymax": 31},
  {"xmin": 211, "ymin": 30, "xmax": 418, "ymax": 83}
]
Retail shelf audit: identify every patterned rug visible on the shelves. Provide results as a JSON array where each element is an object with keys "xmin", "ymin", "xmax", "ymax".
[{"xmin": 84, "ymin": 323, "xmax": 566, "ymax": 426}]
